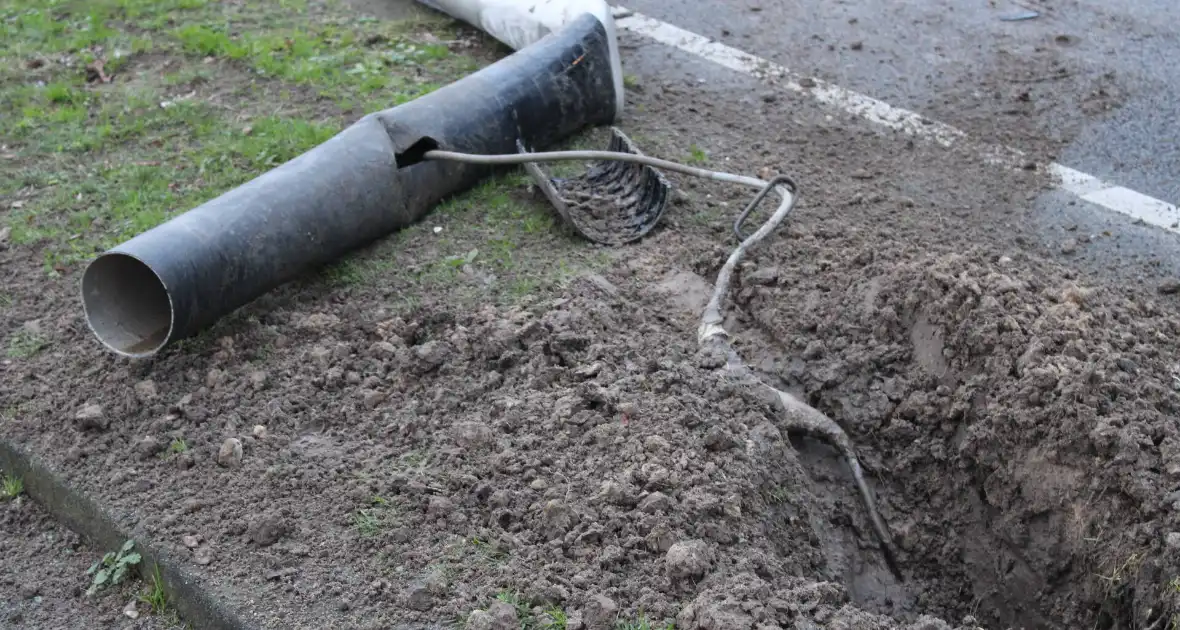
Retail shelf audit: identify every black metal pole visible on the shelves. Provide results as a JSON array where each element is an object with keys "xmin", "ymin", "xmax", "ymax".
[{"xmin": 80, "ymin": 13, "xmax": 619, "ymax": 357}]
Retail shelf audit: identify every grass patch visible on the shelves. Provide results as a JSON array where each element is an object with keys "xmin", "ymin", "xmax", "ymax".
[
  {"xmin": 1, "ymin": 473, "xmax": 23, "ymax": 500},
  {"xmin": 616, "ymin": 613, "xmax": 673, "ymax": 630},
  {"xmin": 0, "ymin": 0, "xmax": 492, "ymax": 272},
  {"xmin": 138, "ymin": 564, "xmax": 168, "ymax": 615},
  {"xmin": 476, "ymin": 592, "xmax": 574, "ymax": 630},
  {"xmin": 351, "ymin": 496, "xmax": 393, "ymax": 537},
  {"xmin": 351, "ymin": 508, "xmax": 382, "ymax": 537},
  {"xmin": 6, "ymin": 328, "xmax": 46, "ymax": 358},
  {"xmin": 2, "ymin": 0, "xmax": 620, "ymax": 331}
]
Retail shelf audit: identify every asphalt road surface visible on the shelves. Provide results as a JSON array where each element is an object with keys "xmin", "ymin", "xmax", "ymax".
[{"xmin": 612, "ymin": 0, "xmax": 1180, "ymax": 289}]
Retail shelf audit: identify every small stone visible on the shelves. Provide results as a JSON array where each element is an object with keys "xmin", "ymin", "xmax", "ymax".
[
  {"xmin": 19, "ymin": 583, "xmax": 39, "ymax": 599},
  {"xmin": 246, "ymin": 512, "xmax": 287, "ymax": 546},
  {"xmin": 801, "ymin": 340, "xmax": 825, "ymax": 360},
  {"xmin": 134, "ymin": 380, "xmax": 158, "ymax": 400},
  {"xmin": 745, "ymin": 267, "xmax": 779, "ymax": 286},
  {"xmin": 252, "ymin": 425, "xmax": 268, "ymax": 439},
  {"xmin": 310, "ymin": 346, "xmax": 332, "ymax": 368},
  {"xmin": 665, "ymin": 539, "xmax": 713, "ymax": 580},
  {"xmin": 530, "ymin": 478, "xmax": 549, "ymax": 490},
  {"xmin": 644, "ymin": 435, "xmax": 670, "ymax": 452},
  {"xmin": 362, "ymin": 389, "xmax": 387, "ymax": 409},
  {"xmin": 850, "ymin": 40, "xmax": 863, "ymax": 50},
  {"xmin": 249, "ymin": 371, "xmax": 268, "ymax": 390},
  {"xmin": 1167, "ymin": 532, "xmax": 1180, "ymax": 549},
  {"xmin": 65, "ymin": 446, "xmax": 84, "ymax": 463},
  {"xmin": 583, "ymin": 594, "xmax": 618, "ymax": 630},
  {"xmin": 205, "ymin": 369, "xmax": 224, "ymax": 389},
  {"xmin": 453, "ymin": 421, "xmax": 494, "ymax": 449},
  {"xmin": 413, "ymin": 341, "xmax": 451, "ymax": 373},
  {"xmin": 638, "ymin": 492, "xmax": 673, "ymax": 513},
  {"xmin": 423, "ymin": 566, "xmax": 448, "ymax": 593},
  {"xmin": 135, "ymin": 436, "xmax": 165, "ymax": 460},
  {"xmin": 798, "ymin": 77, "xmax": 817, "ymax": 89},
  {"xmin": 489, "ymin": 490, "xmax": 512, "ymax": 508},
  {"xmin": 182, "ymin": 535, "xmax": 201, "ymax": 548},
  {"xmin": 404, "ymin": 567, "xmax": 448, "ymax": 611},
  {"xmin": 703, "ymin": 426, "xmax": 738, "ymax": 451},
  {"xmin": 122, "ymin": 600, "xmax": 139, "ymax": 619},
  {"xmin": 1060, "ymin": 238, "xmax": 1078, "ymax": 255},
  {"xmin": 467, "ymin": 610, "xmax": 495, "ymax": 630},
  {"xmin": 427, "ymin": 495, "xmax": 454, "ymax": 517},
  {"xmin": 301, "ymin": 313, "xmax": 340, "ymax": 330},
  {"xmin": 1159, "ymin": 279, "xmax": 1180, "ymax": 295},
  {"xmin": 217, "ymin": 438, "xmax": 243, "ymax": 468},
  {"xmin": 74, "ymin": 404, "xmax": 107, "ymax": 430},
  {"xmin": 371, "ymin": 341, "xmax": 398, "ymax": 358},
  {"xmin": 543, "ymin": 499, "xmax": 575, "ymax": 533},
  {"xmin": 193, "ymin": 546, "xmax": 213, "ymax": 565},
  {"xmin": 488, "ymin": 600, "xmax": 520, "ymax": 630}
]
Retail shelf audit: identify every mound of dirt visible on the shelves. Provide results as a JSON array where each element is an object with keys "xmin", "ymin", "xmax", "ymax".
[
  {"xmin": 4, "ymin": 263, "xmax": 980, "ymax": 630},
  {"xmin": 737, "ymin": 242, "xmax": 1180, "ymax": 629}
]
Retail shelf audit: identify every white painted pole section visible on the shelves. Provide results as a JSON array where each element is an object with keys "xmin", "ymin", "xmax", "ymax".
[{"xmin": 415, "ymin": 0, "xmax": 625, "ymax": 120}]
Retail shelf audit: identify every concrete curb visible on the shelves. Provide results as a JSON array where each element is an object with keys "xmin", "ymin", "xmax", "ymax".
[{"xmin": 0, "ymin": 438, "xmax": 252, "ymax": 630}]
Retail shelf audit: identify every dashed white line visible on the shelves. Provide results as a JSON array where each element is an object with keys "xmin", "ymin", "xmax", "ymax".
[{"xmin": 611, "ymin": 6, "xmax": 1180, "ymax": 235}]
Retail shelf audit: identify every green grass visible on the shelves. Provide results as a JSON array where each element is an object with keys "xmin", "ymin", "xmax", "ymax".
[
  {"xmin": 0, "ymin": 0, "xmax": 491, "ymax": 273},
  {"xmin": 138, "ymin": 564, "xmax": 168, "ymax": 615},
  {"xmin": 616, "ymin": 613, "xmax": 673, "ymax": 630},
  {"xmin": 351, "ymin": 496, "xmax": 393, "ymax": 537},
  {"xmin": 169, "ymin": 437, "xmax": 188, "ymax": 453},
  {"xmin": 5, "ymin": 329, "xmax": 46, "ymax": 358},
  {"xmin": 1, "ymin": 473, "xmax": 23, "ymax": 500},
  {"xmin": 496, "ymin": 591, "xmax": 534, "ymax": 629},
  {"xmin": 475, "ymin": 593, "xmax": 577, "ymax": 630},
  {"xmin": 1, "ymin": 0, "xmax": 620, "ymax": 324},
  {"xmin": 351, "ymin": 508, "xmax": 382, "ymax": 536}
]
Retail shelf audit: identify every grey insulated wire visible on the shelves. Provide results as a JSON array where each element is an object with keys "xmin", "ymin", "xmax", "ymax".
[
  {"xmin": 423, "ymin": 149, "xmax": 770, "ymax": 191},
  {"xmin": 422, "ymin": 148, "xmax": 794, "ymax": 240},
  {"xmin": 424, "ymin": 147, "xmax": 899, "ymax": 574}
]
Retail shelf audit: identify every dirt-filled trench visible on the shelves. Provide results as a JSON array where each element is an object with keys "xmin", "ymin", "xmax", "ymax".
[{"xmin": 716, "ymin": 240, "xmax": 1180, "ymax": 630}]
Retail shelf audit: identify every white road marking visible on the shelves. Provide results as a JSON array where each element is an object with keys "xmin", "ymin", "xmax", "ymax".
[{"xmin": 611, "ymin": 6, "xmax": 1180, "ymax": 235}]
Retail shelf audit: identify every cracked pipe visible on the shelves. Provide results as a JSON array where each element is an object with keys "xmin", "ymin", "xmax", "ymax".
[{"xmin": 80, "ymin": 13, "xmax": 620, "ymax": 357}]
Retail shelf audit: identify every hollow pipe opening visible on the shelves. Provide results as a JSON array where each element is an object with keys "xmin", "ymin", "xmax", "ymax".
[{"xmin": 81, "ymin": 253, "xmax": 174, "ymax": 357}]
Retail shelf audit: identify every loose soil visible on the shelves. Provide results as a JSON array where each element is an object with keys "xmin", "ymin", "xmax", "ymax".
[
  {"xmin": 0, "ymin": 494, "xmax": 185, "ymax": 629},
  {"xmin": 4, "ymin": 16, "xmax": 1180, "ymax": 630}
]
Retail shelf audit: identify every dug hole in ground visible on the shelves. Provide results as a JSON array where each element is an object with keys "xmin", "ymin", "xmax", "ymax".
[{"xmin": 5, "ymin": 7, "xmax": 1180, "ymax": 630}]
